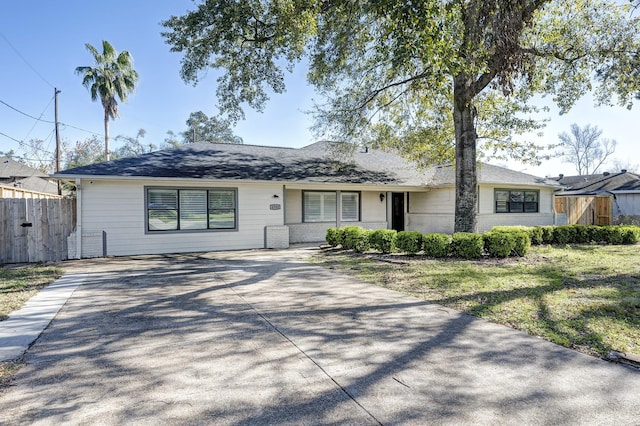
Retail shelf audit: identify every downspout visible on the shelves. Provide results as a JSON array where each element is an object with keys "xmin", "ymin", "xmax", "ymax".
[
  {"xmin": 75, "ymin": 178, "xmax": 82, "ymax": 259},
  {"xmin": 282, "ymin": 184, "xmax": 286, "ymax": 226}
]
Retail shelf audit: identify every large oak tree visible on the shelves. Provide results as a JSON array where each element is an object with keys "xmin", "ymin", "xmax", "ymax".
[{"xmin": 162, "ymin": 0, "xmax": 640, "ymax": 232}]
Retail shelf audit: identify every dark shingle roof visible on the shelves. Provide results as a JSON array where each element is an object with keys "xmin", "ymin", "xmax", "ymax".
[
  {"xmin": 556, "ymin": 171, "xmax": 640, "ymax": 195},
  {"xmin": 427, "ymin": 163, "xmax": 560, "ymax": 187},
  {"xmin": 53, "ymin": 141, "xmax": 558, "ymax": 189},
  {"xmin": 54, "ymin": 141, "xmax": 429, "ymax": 186}
]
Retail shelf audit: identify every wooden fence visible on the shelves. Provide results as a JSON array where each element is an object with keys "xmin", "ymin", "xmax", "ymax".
[
  {"xmin": 0, "ymin": 198, "xmax": 76, "ymax": 264},
  {"xmin": 0, "ymin": 184, "xmax": 62, "ymax": 199},
  {"xmin": 555, "ymin": 195, "xmax": 612, "ymax": 226}
]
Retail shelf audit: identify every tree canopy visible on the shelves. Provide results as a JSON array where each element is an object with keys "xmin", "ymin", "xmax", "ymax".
[
  {"xmin": 162, "ymin": 0, "xmax": 640, "ymax": 231},
  {"xmin": 182, "ymin": 111, "xmax": 243, "ymax": 144}
]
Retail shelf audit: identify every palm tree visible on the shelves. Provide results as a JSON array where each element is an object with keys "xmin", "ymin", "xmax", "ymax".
[{"xmin": 75, "ymin": 40, "xmax": 138, "ymax": 161}]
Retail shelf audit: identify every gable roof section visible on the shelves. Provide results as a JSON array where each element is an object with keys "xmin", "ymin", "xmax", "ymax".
[
  {"xmin": 53, "ymin": 141, "xmax": 557, "ymax": 189},
  {"xmin": 53, "ymin": 141, "xmax": 429, "ymax": 186},
  {"xmin": 556, "ymin": 171, "xmax": 640, "ymax": 195},
  {"xmin": 427, "ymin": 163, "xmax": 560, "ymax": 188},
  {"xmin": 0, "ymin": 157, "xmax": 47, "ymax": 179}
]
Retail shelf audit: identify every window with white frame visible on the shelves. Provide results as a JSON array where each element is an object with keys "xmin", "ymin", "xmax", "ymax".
[
  {"xmin": 340, "ymin": 192, "xmax": 359, "ymax": 221},
  {"xmin": 495, "ymin": 189, "xmax": 539, "ymax": 213},
  {"xmin": 146, "ymin": 188, "xmax": 237, "ymax": 231},
  {"xmin": 302, "ymin": 191, "xmax": 360, "ymax": 222}
]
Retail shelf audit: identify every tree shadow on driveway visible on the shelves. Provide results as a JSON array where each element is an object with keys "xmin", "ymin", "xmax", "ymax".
[{"xmin": 0, "ymin": 251, "xmax": 639, "ymax": 425}]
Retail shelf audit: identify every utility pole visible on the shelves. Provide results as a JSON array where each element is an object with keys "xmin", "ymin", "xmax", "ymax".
[{"xmin": 54, "ymin": 88, "xmax": 61, "ymax": 195}]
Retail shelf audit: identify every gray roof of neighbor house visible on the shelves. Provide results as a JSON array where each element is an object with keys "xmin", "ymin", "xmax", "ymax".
[
  {"xmin": 0, "ymin": 157, "xmax": 48, "ymax": 179},
  {"xmin": 427, "ymin": 163, "xmax": 561, "ymax": 188},
  {"xmin": 554, "ymin": 171, "xmax": 640, "ymax": 195},
  {"xmin": 53, "ymin": 141, "xmax": 557, "ymax": 188}
]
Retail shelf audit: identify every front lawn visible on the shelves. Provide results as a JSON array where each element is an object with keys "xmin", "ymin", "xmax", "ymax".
[
  {"xmin": 0, "ymin": 265, "xmax": 64, "ymax": 321},
  {"xmin": 314, "ymin": 244, "xmax": 640, "ymax": 358}
]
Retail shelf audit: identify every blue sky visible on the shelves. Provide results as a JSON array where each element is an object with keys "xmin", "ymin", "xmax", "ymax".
[{"xmin": 1, "ymin": 0, "xmax": 638, "ymax": 178}]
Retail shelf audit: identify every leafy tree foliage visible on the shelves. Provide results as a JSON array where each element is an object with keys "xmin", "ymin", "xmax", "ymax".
[
  {"xmin": 75, "ymin": 40, "xmax": 139, "ymax": 161},
  {"xmin": 182, "ymin": 111, "xmax": 243, "ymax": 144},
  {"xmin": 558, "ymin": 124, "xmax": 616, "ymax": 175},
  {"xmin": 162, "ymin": 0, "xmax": 640, "ymax": 231}
]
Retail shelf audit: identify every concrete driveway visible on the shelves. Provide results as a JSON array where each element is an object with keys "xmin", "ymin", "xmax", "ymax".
[{"xmin": 1, "ymin": 246, "xmax": 639, "ymax": 425}]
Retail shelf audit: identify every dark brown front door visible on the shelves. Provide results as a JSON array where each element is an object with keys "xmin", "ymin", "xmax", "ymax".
[{"xmin": 392, "ymin": 192, "xmax": 404, "ymax": 231}]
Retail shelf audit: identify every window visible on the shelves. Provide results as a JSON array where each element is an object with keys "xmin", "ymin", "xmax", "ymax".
[
  {"xmin": 146, "ymin": 188, "xmax": 237, "ymax": 232},
  {"xmin": 495, "ymin": 189, "xmax": 538, "ymax": 213},
  {"xmin": 302, "ymin": 191, "xmax": 360, "ymax": 222},
  {"xmin": 303, "ymin": 192, "xmax": 336, "ymax": 222},
  {"xmin": 341, "ymin": 192, "xmax": 359, "ymax": 221}
]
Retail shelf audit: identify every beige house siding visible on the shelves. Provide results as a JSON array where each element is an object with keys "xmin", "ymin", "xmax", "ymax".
[
  {"xmin": 406, "ymin": 185, "xmax": 556, "ymax": 234},
  {"xmin": 285, "ymin": 188, "xmax": 388, "ymax": 243},
  {"xmin": 78, "ymin": 179, "xmax": 284, "ymax": 256}
]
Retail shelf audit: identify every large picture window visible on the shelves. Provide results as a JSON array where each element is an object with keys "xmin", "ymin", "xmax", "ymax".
[
  {"xmin": 303, "ymin": 191, "xmax": 360, "ymax": 222},
  {"xmin": 495, "ymin": 189, "xmax": 539, "ymax": 213},
  {"xmin": 147, "ymin": 188, "xmax": 237, "ymax": 232}
]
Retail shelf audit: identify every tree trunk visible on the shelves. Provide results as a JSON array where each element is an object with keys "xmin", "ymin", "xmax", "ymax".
[
  {"xmin": 104, "ymin": 109, "xmax": 110, "ymax": 161},
  {"xmin": 453, "ymin": 74, "xmax": 478, "ymax": 233}
]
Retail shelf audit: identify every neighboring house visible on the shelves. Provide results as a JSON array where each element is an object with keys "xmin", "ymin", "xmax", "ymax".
[
  {"xmin": 554, "ymin": 171, "xmax": 640, "ymax": 225},
  {"xmin": 53, "ymin": 141, "xmax": 561, "ymax": 258},
  {"xmin": 0, "ymin": 156, "xmax": 59, "ymax": 198}
]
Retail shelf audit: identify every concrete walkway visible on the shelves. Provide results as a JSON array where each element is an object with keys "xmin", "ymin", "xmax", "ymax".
[
  {"xmin": 0, "ymin": 246, "xmax": 639, "ymax": 425},
  {"xmin": 0, "ymin": 273, "xmax": 85, "ymax": 362}
]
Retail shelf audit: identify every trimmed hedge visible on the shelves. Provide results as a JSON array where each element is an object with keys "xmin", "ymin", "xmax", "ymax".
[
  {"xmin": 451, "ymin": 232, "xmax": 484, "ymax": 259},
  {"xmin": 327, "ymin": 225, "xmax": 639, "ymax": 258},
  {"xmin": 395, "ymin": 231, "xmax": 424, "ymax": 254},
  {"xmin": 326, "ymin": 227, "xmax": 343, "ymax": 247},
  {"xmin": 493, "ymin": 226, "xmax": 542, "ymax": 245},
  {"xmin": 342, "ymin": 226, "xmax": 371, "ymax": 252},
  {"xmin": 423, "ymin": 233, "xmax": 452, "ymax": 258},
  {"xmin": 369, "ymin": 229, "xmax": 397, "ymax": 254},
  {"xmin": 484, "ymin": 231, "xmax": 516, "ymax": 258}
]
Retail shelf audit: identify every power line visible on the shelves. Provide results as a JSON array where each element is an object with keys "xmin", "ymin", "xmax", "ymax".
[
  {"xmin": 0, "ymin": 31, "xmax": 55, "ymax": 89},
  {"xmin": 0, "ymin": 99, "xmax": 55, "ymax": 123},
  {"xmin": 0, "ymin": 98, "xmax": 104, "ymax": 137},
  {"xmin": 60, "ymin": 122, "xmax": 103, "ymax": 137},
  {"xmin": 20, "ymin": 95, "xmax": 55, "ymax": 144},
  {"xmin": 0, "ymin": 131, "xmax": 22, "ymax": 144}
]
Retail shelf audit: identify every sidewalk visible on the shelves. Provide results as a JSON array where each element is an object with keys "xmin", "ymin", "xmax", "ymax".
[{"xmin": 0, "ymin": 274, "xmax": 85, "ymax": 362}]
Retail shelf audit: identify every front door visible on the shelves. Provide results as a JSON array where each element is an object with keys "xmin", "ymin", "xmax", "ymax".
[{"xmin": 391, "ymin": 192, "xmax": 405, "ymax": 231}]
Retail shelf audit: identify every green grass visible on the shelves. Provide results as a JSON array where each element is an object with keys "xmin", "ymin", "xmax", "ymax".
[
  {"xmin": 0, "ymin": 265, "xmax": 63, "ymax": 388},
  {"xmin": 0, "ymin": 265, "xmax": 64, "ymax": 321},
  {"xmin": 314, "ymin": 245, "xmax": 640, "ymax": 358}
]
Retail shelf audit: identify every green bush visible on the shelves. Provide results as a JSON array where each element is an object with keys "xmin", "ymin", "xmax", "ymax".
[
  {"xmin": 606, "ymin": 226, "xmax": 625, "ymax": 245},
  {"xmin": 483, "ymin": 231, "xmax": 515, "ymax": 258},
  {"xmin": 369, "ymin": 229, "xmax": 397, "ymax": 253},
  {"xmin": 553, "ymin": 226, "xmax": 576, "ymax": 245},
  {"xmin": 570, "ymin": 225, "xmax": 591, "ymax": 244},
  {"xmin": 492, "ymin": 226, "xmax": 542, "ymax": 246},
  {"xmin": 422, "ymin": 233, "xmax": 452, "ymax": 258},
  {"xmin": 342, "ymin": 226, "xmax": 370, "ymax": 252},
  {"xmin": 540, "ymin": 226, "xmax": 555, "ymax": 244},
  {"xmin": 451, "ymin": 232, "xmax": 484, "ymax": 259},
  {"xmin": 512, "ymin": 231, "xmax": 531, "ymax": 257},
  {"xmin": 588, "ymin": 225, "xmax": 608, "ymax": 243},
  {"xmin": 395, "ymin": 231, "xmax": 424, "ymax": 254},
  {"xmin": 529, "ymin": 226, "xmax": 544, "ymax": 245},
  {"xmin": 325, "ymin": 228, "xmax": 343, "ymax": 247},
  {"xmin": 620, "ymin": 226, "xmax": 640, "ymax": 244}
]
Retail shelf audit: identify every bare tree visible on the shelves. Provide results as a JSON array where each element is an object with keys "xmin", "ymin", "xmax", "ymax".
[
  {"xmin": 610, "ymin": 159, "xmax": 639, "ymax": 173},
  {"xmin": 558, "ymin": 124, "xmax": 616, "ymax": 175}
]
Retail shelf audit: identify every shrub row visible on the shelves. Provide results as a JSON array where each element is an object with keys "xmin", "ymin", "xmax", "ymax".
[
  {"xmin": 325, "ymin": 227, "xmax": 527, "ymax": 259},
  {"xmin": 492, "ymin": 225, "xmax": 640, "ymax": 246},
  {"xmin": 326, "ymin": 224, "xmax": 640, "ymax": 259}
]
